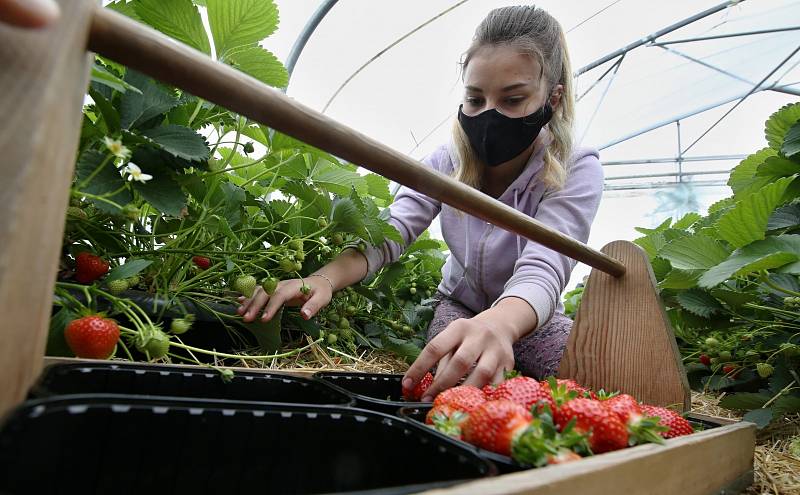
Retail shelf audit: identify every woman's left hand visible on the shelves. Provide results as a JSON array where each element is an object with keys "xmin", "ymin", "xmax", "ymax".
[{"xmin": 402, "ymin": 297, "xmax": 538, "ymax": 401}]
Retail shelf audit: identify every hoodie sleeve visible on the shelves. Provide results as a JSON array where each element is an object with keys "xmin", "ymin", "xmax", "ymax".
[
  {"xmin": 353, "ymin": 145, "xmax": 449, "ymax": 277},
  {"xmin": 493, "ymin": 147, "xmax": 604, "ymax": 329}
]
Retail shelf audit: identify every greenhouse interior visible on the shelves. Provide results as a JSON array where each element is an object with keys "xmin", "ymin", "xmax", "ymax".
[{"xmin": 0, "ymin": 0, "xmax": 798, "ymax": 494}]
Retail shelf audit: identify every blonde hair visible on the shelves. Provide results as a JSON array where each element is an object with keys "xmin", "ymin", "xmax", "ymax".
[{"xmin": 452, "ymin": 5, "xmax": 575, "ymax": 191}]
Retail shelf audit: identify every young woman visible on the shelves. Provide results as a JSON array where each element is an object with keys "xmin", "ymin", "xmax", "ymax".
[{"xmin": 239, "ymin": 5, "xmax": 603, "ymax": 402}]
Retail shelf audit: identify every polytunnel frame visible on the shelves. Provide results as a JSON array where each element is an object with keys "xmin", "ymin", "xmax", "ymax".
[{"xmin": 283, "ymin": 0, "xmax": 799, "ymax": 191}]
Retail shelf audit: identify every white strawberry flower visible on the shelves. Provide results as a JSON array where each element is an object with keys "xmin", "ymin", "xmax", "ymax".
[
  {"xmin": 122, "ymin": 163, "xmax": 153, "ymax": 183},
  {"xmin": 103, "ymin": 136, "xmax": 131, "ymax": 161},
  {"xmin": 319, "ymin": 236, "xmax": 329, "ymax": 245}
]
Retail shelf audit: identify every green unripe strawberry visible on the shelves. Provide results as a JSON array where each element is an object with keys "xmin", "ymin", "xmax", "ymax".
[
  {"xmin": 66, "ymin": 206, "xmax": 88, "ymax": 221},
  {"xmin": 300, "ymin": 284, "xmax": 311, "ymax": 295},
  {"xmin": 411, "ymin": 282, "xmax": 417, "ymax": 288},
  {"xmin": 127, "ymin": 275, "xmax": 141, "ymax": 287},
  {"xmin": 327, "ymin": 312, "xmax": 340, "ymax": 323},
  {"xmin": 332, "ymin": 233, "xmax": 344, "ymax": 246},
  {"xmin": 391, "ymin": 321, "xmax": 402, "ymax": 331},
  {"xmin": 327, "ymin": 333, "xmax": 338, "ymax": 345},
  {"xmin": 409, "ymin": 287, "xmax": 417, "ymax": 295},
  {"xmin": 338, "ymin": 318, "xmax": 350, "ymax": 330},
  {"xmin": 219, "ymin": 368, "xmax": 235, "ymax": 383},
  {"xmin": 233, "ymin": 275, "xmax": 257, "ymax": 297},
  {"xmin": 261, "ymin": 277, "xmax": 279, "ymax": 295},
  {"xmin": 718, "ymin": 350, "xmax": 732, "ymax": 361},
  {"xmin": 756, "ymin": 363, "xmax": 774, "ymax": 378},
  {"xmin": 294, "ymin": 261, "xmax": 303, "ymax": 271},
  {"xmin": 243, "ymin": 142, "xmax": 255, "ymax": 154},
  {"xmin": 402, "ymin": 325, "xmax": 413, "ymax": 334},
  {"xmin": 170, "ymin": 317, "xmax": 192, "ymax": 335},
  {"xmin": 122, "ymin": 204, "xmax": 140, "ymax": 221},
  {"xmin": 106, "ymin": 279, "xmax": 129, "ymax": 295},
  {"xmin": 705, "ymin": 337, "xmax": 719, "ymax": 348},
  {"xmin": 426, "ymin": 290, "xmax": 432, "ymax": 297},
  {"xmin": 294, "ymin": 250, "xmax": 306, "ymax": 262},
  {"xmin": 135, "ymin": 326, "xmax": 170, "ymax": 360},
  {"xmin": 709, "ymin": 357, "xmax": 720, "ymax": 365},
  {"xmin": 780, "ymin": 343, "xmax": 800, "ymax": 357},
  {"xmin": 279, "ymin": 257, "xmax": 296, "ymax": 273},
  {"xmin": 345, "ymin": 305, "xmax": 356, "ymax": 316},
  {"xmin": 317, "ymin": 216, "xmax": 328, "ymax": 228},
  {"xmin": 288, "ymin": 239, "xmax": 304, "ymax": 251}
]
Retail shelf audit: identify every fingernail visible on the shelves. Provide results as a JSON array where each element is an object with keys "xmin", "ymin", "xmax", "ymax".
[
  {"xmin": 402, "ymin": 378, "xmax": 412, "ymax": 389},
  {"xmin": 301, "ymin": 309, "xmax": 310, "ymax": 319}
]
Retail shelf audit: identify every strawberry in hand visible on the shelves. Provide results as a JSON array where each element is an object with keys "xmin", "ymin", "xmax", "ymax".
[{"xmin": 403, "ymin": 372, "xmax": 433, "ymax": 401}]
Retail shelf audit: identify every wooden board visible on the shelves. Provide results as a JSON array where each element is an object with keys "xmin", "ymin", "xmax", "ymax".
[
  {"xmin": 422, "ymin": 419, "xmax": 756, "ymax": 495},
  {"xmin": 0, "ymin": 0, "xmax": 94, "ymax": 421},
  {"xmin": 559, "ymin": 241, "xmax": 691, "ymax": 410}
]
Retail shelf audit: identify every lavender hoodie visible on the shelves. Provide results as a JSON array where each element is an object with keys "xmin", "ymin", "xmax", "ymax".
[{"xmin": 359, "ymin": 136, "xmax": 603, "ymax": 329}]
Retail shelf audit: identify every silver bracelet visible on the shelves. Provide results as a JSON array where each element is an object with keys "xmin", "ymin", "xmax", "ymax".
[{"xmin": 309, "ymin": 273, "xmax": 335, "ymax": 292}]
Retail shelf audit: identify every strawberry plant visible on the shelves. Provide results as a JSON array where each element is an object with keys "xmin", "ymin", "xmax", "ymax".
[
  {"xmin": 50, "ymin": 0, "xmax": 446, "ymax": 368},
  {"xmin": 625, "ymin": 102, "xmax": 800, "ymax": 427}
]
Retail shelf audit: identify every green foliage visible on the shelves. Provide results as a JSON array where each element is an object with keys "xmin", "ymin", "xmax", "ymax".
[
  {"xmin": 56, "ymin": 0, "xmax": 445, "ymax": 368},
  {"xmin": 633, "ymin": 102, "xmax": 800, "ymax": 426},
  {"xmin": 563, "ymin": 102, "xmax": 800, "ymax": 426}
]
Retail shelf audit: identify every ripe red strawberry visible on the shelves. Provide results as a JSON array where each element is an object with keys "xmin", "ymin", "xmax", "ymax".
[
  {"xmin": 462, "ymin": 399, "xmax": 533, "ymax": 456},
  {"xmin": 74, "ymin": 252, "xmax": 109, "ymax": 283},
  {"xmin": 602, "ymin": 394, "xmax": 666, "ymax": 445},
  {"xmin": 722, "ymin": 364, "xmax": 740, "ymax": 378},
  {"xmin": 640, "ymin": 405, "xmax": 694, "ymax": 439},
  {"xmin": 699, "ymin": 354, "xmax": 711, "ymax": 366},
  {"xmin": 433, "ymin": 385, "xmax": 486, "ymax": 414},
  {"xmin": 603, "ymin": 393, "xmax": 642, "ymax": 424},
  {"xmin": 491, "ymin": 376, "xmax": 554, "ymax": 413},
  {"xmin": 541, "ymin": 378, "xmax": 596, "ymax": 399},
  {"xmin": 192, "ymin": 256, "xmax": 211, "ymax": 270},
  {"xmin": 64, "ymin": 315, "xmax": 120, "ymax": 359},
  {"xmin": 546, "ymin": 449, "xmax": 582, "ymax": 465},
  {"xmin": 554, "ymin": 398, "xmax": 629, "ymax": 453},
  {"xmin": 426, "ymin": 404, "xmax": 468, "ymax": 439},
  {"xmin": 403, "ymin": 372, "xmax": 433, "ymax": 401}
]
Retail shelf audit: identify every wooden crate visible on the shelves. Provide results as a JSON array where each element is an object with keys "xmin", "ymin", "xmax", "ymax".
[{"xmin": 0, "ymin": 3, "xmax": 755, "ymax": 495}]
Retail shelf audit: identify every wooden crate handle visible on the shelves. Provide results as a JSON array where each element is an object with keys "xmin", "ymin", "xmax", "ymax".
[{"xmin": 87, "ymin": 7, "xmax": 626, "ymax": 278}]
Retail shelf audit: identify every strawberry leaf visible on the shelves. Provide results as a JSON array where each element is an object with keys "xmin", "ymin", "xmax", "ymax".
[
  {"xmin": 765, "ymin": 102, "xmax": 800, "ymax": 150},
  {"xmin": 675, "ymin": 289, "xmax": 723, "ymax": 318},
  {"xmin": 742, "ymin": 408, "xmax": 773, "ymax": 429},
  {"xmin": 207, "ymin": 0, "xmax": 279, "ymax": 60},
  {"xmin": 699, "ymin": 235, "xmax": 800, "ymax": 288},
  {"xmin": 227, "ymin": 45, "xmax": 288, "ymax": 88},
  {"xmin": 782, "ymin": 120, "xmax": 800, "ymax": 159},
  {"xmin": 105, "ymin": 259, "xmax": 153, "ymax": 283},
  {"xmin": 141, "ymin": 125, "xmax": 210, "ymax": 161},
  {"xmin": 660, "ymin": 234, "xmax": 731, "ymax": 270},
  {"xmin": 134, "ymin": 0, "xmax": 211, "ymax": 55},
  {"xmin": 716, "ymin": 175, "xmax": 794, "ymax": 248}
]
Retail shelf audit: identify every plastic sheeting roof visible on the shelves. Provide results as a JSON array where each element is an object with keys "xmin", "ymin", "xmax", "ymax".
[{"xmin": 272, "ymin": 0, "xmax": 800, "ymax": 189}]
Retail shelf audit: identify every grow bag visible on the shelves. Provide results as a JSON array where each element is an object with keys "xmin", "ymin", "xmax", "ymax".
[{"xmin": 0, "ymin": 395, "xmax": 496, "ymax": 495}]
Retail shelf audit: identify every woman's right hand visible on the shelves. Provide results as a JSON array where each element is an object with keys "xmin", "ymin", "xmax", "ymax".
[
  {"xmin": 0, "ymin": 0, "xmax": 60, "ymax": 28},
  {"xmin": 237, "ymin": 276, "xmax": 334, "ymax": 323}
]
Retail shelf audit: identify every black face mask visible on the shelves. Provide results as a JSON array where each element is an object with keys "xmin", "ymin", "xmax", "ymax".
[{"xmin": 457, "ymin": 103, "xmax": 553, "ymax": 167}]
